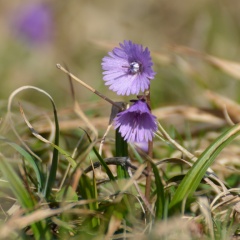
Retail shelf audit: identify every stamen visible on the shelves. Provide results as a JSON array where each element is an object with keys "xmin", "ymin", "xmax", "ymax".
[{"xmin": 129, "ymin": 62, "xmax": 140, "ymax": 74}]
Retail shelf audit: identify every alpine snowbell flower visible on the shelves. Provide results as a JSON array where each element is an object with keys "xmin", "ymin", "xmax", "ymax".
[
  {"xmin": 114, "ymin": 99, "xmax": 157, "ymax": 142},
  {"xmin": 102, "ymin": 40, "xmax": 156, "ymax": 96}
]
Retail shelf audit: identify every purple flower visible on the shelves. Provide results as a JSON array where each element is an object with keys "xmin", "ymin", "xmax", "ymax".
[
  {"xmin": 114, "ymin": 99, "xmax": 157, "ymax": 142},
  {"xmin": 13, "ymin": 3, "xmax": 52, "ymax": 44},
  {"xmin": 134, "ymin": 141, "xmax": 149, "ymax": 153},
  {"xmin": 102, "ymin": 40, "xmax": 156, "ymax": 96}
]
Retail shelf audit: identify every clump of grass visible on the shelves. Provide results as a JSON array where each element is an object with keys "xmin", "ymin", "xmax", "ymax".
[{"xmin": 0, "ymin": 46, "xmax": 240, "ymax": 240}]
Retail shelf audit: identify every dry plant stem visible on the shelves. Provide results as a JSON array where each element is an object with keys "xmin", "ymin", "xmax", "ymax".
[
  {"xmin": 145, "ymin": 90, "xmax": 153, "ymax": 206},
  {"xmin": 145, "ymin": 141, "xmax": 152, "ymax": 204},
  {"xmin": 58, "ymin": 133, "xmax": 86, "ymax": 190},
  {"xmin": 223, "ymin": 105, "xmax": 235, "ymax": 126},
  {"xmin": 99, "ymin": 124, "xmax": 112, "ymax": 155},
  {"xmin": 56, "ymin": 64, "xmax": 123, "ymax": 111},
  {"xmin": 58, "ymin": 68, "xmax": 99, "ymax": 190},
  {"xmin": 157, "ymin": 122, "xmax": 197, "ymax": 161},
  {"xmin": 72, "ymin": 168, "xmax": 83, "ymax": 191},
  {"xmin": 157, "ymin": 122, "xmax": 220, "ymax": 177},
  {"xmin": 66, "ymin": 65, "xmax": 98, "ymax": 139},
  {"xmin": 127, "ymin": 168, "xmax": 154, "ymax": 217},
  {"xmin": 0, "ymin": 200, "xmax": 98, "ymax": 239},
  {"xmin": 157, "ymin": 123, "xmax": 228, "ymax": 193}
]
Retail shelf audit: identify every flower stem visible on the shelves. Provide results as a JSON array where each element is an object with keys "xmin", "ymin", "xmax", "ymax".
[{"xmin": 145, "ymin": 89, "xmax": 153, "ymax": 207}]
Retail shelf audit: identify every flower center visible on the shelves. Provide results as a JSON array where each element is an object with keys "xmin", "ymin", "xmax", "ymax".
[{"xmin": 129, "ymin": 62, "xmax": 141, "ymax": 74}]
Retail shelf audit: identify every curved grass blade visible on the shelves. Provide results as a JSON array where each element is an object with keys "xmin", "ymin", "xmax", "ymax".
[
  {"xmin": 0, "ymin": 136, "xmax": 43, "ymax": 192},
  {"xmin": 7, "ymin": 86, "xmax": 60, "ymax": 200},
  {"xmin": 26, "ymin": 120, "xmax": 60, "ymax": 198},
  {"xmin": 169, "ymin": 123, "xmax": 240, "ymax": 210},
  {"xmin": 18, "ymin": 104, "xmax": 76, "ymax": 168},
  {"xmin": 45, "ymin": 99, "xmax": 59, "ymax": 199}
]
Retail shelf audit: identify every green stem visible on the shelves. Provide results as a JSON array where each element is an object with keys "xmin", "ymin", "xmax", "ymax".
[
  {"xmin": 145, "ymin": 89, "xmax": 153, "ymax": 206},
  {"xmin": 115, "ymin": 128, "xmax": 129, "ymax": 179}
]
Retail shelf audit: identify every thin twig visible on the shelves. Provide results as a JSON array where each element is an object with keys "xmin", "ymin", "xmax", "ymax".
[
  {"xmin": 64, "ymin": 64, "xmax": 98, "ymax": 139},
  {"xmin": 56, "ymin": 64, "xmax": 123, "ymax": 111}
]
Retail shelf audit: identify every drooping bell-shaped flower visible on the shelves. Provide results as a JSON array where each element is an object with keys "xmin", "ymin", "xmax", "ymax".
[{"xmin": 114, "ymin": 99, "xmax": 157, "ymax": 142}]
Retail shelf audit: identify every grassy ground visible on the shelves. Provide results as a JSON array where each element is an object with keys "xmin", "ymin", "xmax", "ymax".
[{"xmin": 0, "ymin": 1, "xmax": 240, "ymax": 239}]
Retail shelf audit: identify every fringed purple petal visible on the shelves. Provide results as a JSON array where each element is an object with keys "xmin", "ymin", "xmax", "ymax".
[
  {"xmin": 102, "ymin": 40, "xmax": 156, "ymax": 96},
  {"xmin": 114, "ymin": 100, "xmax": 157, "ymax": 142}
]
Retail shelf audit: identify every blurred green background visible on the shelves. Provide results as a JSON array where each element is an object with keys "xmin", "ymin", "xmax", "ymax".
[{"xmin": 1, "ymin": 0, "xmax": 240, "ymax": 110}]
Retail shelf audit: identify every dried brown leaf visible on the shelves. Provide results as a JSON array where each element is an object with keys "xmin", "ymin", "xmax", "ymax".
[{"xmin": 205, "ymin": 91, "xmax": 240, "ymax": 122}]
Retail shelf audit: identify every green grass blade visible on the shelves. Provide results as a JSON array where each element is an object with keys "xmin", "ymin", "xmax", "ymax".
[
  {"xmin": 0, "ymin": 157, "xmax": 35, "ymax": 209},
  {"xmin": 43, "ymin": 103, "xmax": 59, "ymax": 199},
  {"xmin": 19, "ymin": 103, "xmax": 76, "ymax": 168},
  {"xmin": 115, "ymin": 128, "xmax": 128, "ymax": 157},
  {"xmin": 91, "ymin": 169, "xmax": 100, "ymax": 227},
  {"xmin": 84, "ymin": 131, "xmax": 115, "ymax": 181},
  {"xmin": 0, "ymin": 136, "xmax": 43, "ymax": 192},
  {"xmin": 92, "ymin": 147, "xmax": 115, "ymax": 181},
  {"xmin": 115, "ymin": 128, "xmax": 128, "ymax": 179},
  {"xmin": 169, "ymin": 123, "xmax": 240, "ymax": 210},
  {"xmin": 130, "ymin": 144, "xmax": 165, "ymax": 218},
  {"xmin": 129, "ymin": 144, "xmax": 144, "ymax": 163},
  {"xmin": 0, "ymin": 157, "xmax": 52, "ymax": 239},
  {"xmin": 6, "ymin": 85, "xmax": 60, "ymax": 200},
  {"xmin": 151, "ymin": 162, "xmax": 165, "ymax": 219},
  {"xmin": 79, "ymin": 173, "xmax": 100, "ymax": 228}
]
